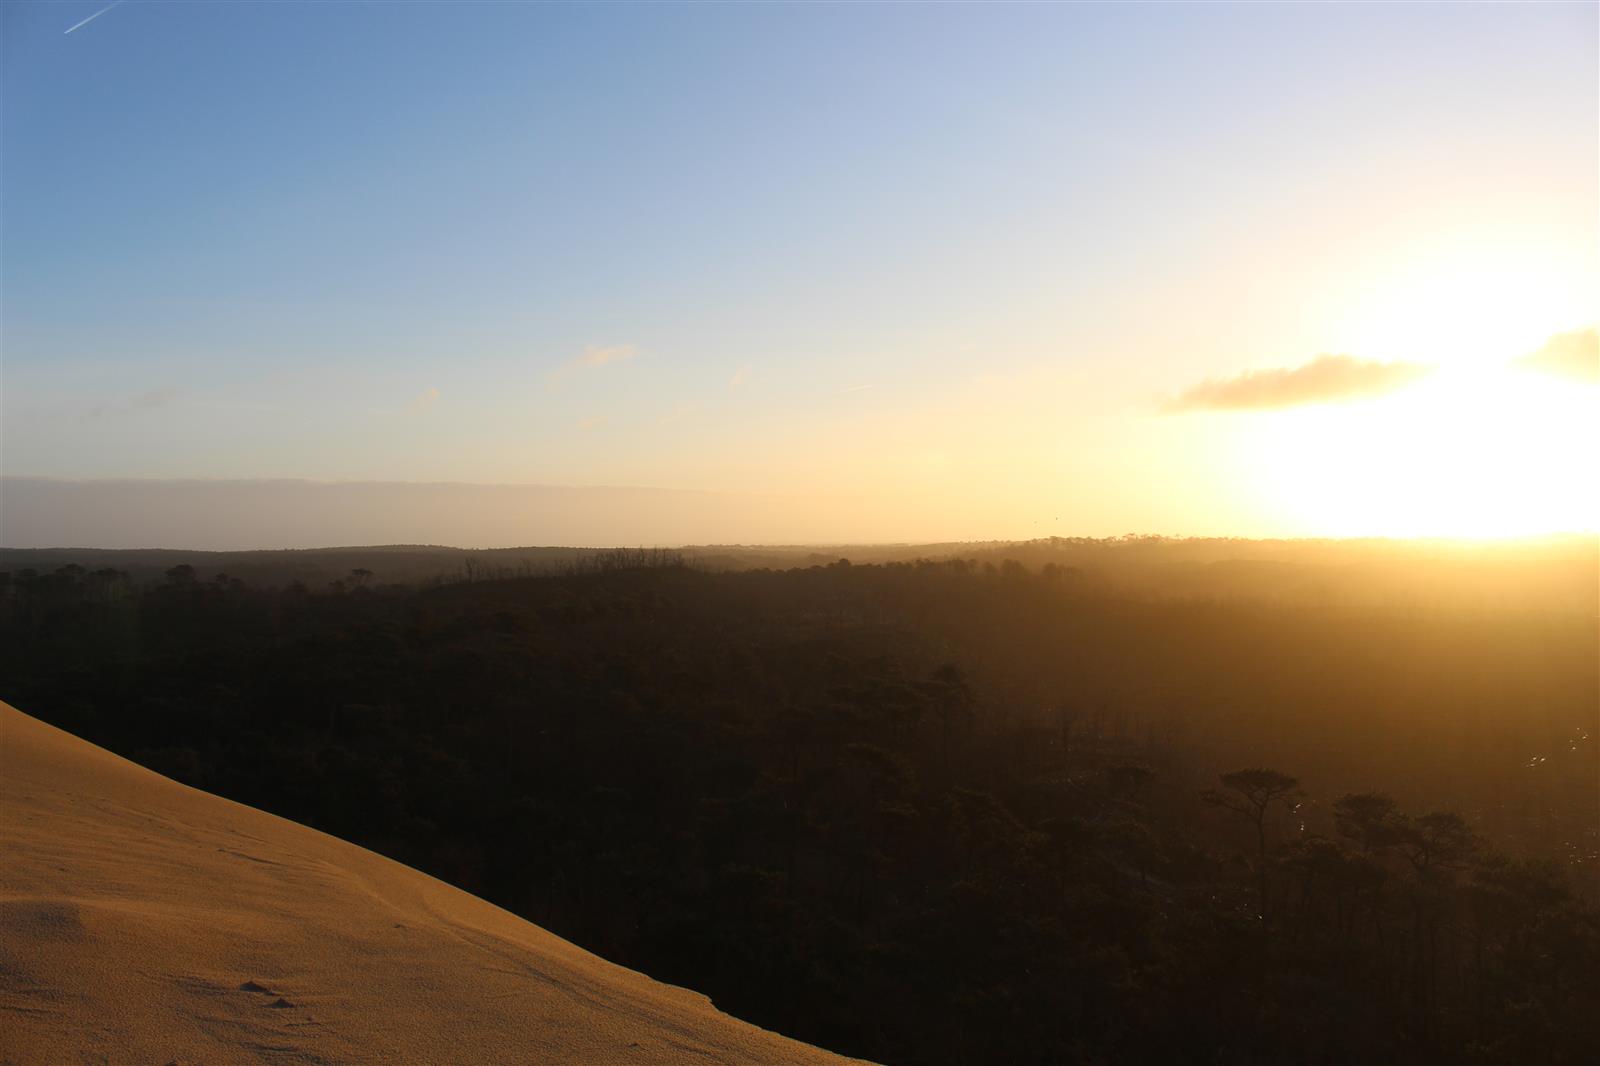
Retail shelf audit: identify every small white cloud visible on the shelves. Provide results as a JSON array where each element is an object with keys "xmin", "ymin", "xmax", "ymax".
[
  {"xmin": 657, "ymin": 401, "xmax": 701, "ymax": 426},
  {"xmin": 840, "ymin": 384, "xmax": 875, "ymax": 394},
  {"xmin": 548, "ymin": 343, "xmax": 640, "ymax": 386},
  {"xmin": 85, "ymin": 386, "xmax": 183, "ymax": 420},
  {"xmin": 409, "ymin": 386, "xmax": 441, "ymax": 414},
  {"xmin": 576, "ymin": 344, "xmax": 637, "ymax": 369},
  {"xmin": 728, "ymin": 364, "xmax": 751, "ymax": 389}
]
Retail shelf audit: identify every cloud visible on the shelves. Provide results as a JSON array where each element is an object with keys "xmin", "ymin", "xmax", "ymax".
[
  {"xmin": 840, "ymin": 384, "xmax": 875, "ymax": 394},
  {"xmin": 1165, "ymin": 354, "xmax": 1433, "ymax": 412},
  {"xmin": 1515, "ymin": 328, "xmax": 1598, "ymax": 383},
  {"xmin": 408, "ymin": 386, "xmax": 441, "ymax": 414},
  {"xmin": 577, "ymin": 414, "xmax": 605, "ymax": 431},
  {"xmin": 575, "ymin": 343, "xmax": 637, "ymax": 369},
  {"xmin": 728, "ymin": 364, "xmax": 751, "ymax": 389},
  {"xmin": 657, "ymin": 401, "xmax": 701, "ymax": 426},
  {"xmin": 547, "ymin": 343, "xmax": 639, "ymax": 386},
  {"xmin": 85, "ymin": 387, "xmax": 183, "ymax": 420}
]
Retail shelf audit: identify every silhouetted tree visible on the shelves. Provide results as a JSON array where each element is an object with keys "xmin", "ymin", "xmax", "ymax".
[
  {"xmin": 1398, "ymin": 810, "xmax": 1476, "ymax": 876},
  {"xmin": 1203, "ymin": 768, "xmax": 1302, "ymax": 918},
  {"xmin": 1333, "ymin": 791, "xmax": 1408, "ymax": 855}
]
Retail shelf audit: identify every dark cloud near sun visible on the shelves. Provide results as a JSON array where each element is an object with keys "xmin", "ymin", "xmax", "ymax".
[
  {"xmin": 1165, "ymin": 355, "xmax": 1434, "ymax": 413},
  {"xmin": 1515, "ymin": 328, "xmax": 1598, "ymax": 383}
]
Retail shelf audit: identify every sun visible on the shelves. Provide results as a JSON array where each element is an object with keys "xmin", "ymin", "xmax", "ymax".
[
  {"xmin": 1244, "ymin": 236, "xmax": 1599, "ymax": 539},
  {"xmin": 1250, "ymin": 357, "xmax": 1597, "ymax": 539}
]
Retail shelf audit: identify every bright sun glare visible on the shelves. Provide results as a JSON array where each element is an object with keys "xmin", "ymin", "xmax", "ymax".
[
  {"xmin": 1333, "ymin": 243, "xmax": 1593, "ymax": 369},
  {"xmin": 1253, "ymin": 358, "xmax": 1596, "ymax": 539},
  {"xmin": 1241, "ymin": 245, "xmax": 1598, "ymax": 539}
]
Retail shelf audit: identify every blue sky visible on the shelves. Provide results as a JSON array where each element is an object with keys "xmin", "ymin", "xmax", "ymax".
[{"xmin": 3, "ymin": 1, "xmax": 1595, "ymax": 543}]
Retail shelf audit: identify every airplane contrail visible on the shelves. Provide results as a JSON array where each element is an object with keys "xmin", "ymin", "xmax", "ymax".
[{"xmin": 64, "ymin": 0, "xmax": 125, "ymax": 35}]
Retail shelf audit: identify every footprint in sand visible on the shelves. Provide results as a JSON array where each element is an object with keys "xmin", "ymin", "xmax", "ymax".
[{"xmin": 238, "ymin": 980, "xmax": 297, "ymax": 1007}]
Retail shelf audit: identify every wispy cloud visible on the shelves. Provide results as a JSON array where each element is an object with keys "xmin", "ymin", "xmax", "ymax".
[
  {"xmin": 840, "ymin": 383, "xmax": 875, "ymax": 394},
  {"xmin": 728, "ymin": 364, "xmax": 751, "ymax": 389},
  {"xmin": 577, "ymin": 414, "xmax": 606, "ymax": 431},
  {"xmin": 1515, "ymin": 328, "xmax": 1598, "ymax": 383},
  {"xmin": 408, "ymin": 386, "xmax": 441, "ymax": 414},
  {"xmin": 575, "ymin": 343, "xmax": 636, "ymax": 369},
  {"xmin": 85, "ymin": 387, "xmax": 183, "ymax": 420},
  {"xmin": 548, "ymin": 343, "xmax": 639, "ymax": 386},
  {"xmin": 1164, "ymin": 355, "xmax": 1433, "ymax": 413},
  {"xmin": 657, "ymin": 401, "xmax": 701, "ymax": 426}
]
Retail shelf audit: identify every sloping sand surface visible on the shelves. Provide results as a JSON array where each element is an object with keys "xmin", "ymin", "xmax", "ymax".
[{"xmin": 0, "ymin": 702, "xmax": 861, "ymax": 1064}]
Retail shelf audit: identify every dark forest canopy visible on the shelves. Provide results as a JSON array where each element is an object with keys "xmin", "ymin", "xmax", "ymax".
[
  {"xmin": 2, "ymin": 549, "xmax": 1596, "ymax": 1064},
  {"xmin": 1, "ymin": 532, "xmax": 1593, "ymax": 612}
]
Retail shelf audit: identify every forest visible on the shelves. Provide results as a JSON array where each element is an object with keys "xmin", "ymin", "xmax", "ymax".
[{"xmin": 1, "ymin": 546, "xmax": 1595, "ymax": 1065}]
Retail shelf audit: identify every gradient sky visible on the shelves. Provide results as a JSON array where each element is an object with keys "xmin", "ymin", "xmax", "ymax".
[{"xmin": 3, "ymin": 1, "xmax": 1596, "ymax": 545}]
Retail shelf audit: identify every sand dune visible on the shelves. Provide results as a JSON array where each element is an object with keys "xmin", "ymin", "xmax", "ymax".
[{"xmin": 0, "ymin": 702, "xmax": 861, "ymax": 1065}]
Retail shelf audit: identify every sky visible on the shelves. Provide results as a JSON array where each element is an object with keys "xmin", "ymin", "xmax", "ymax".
[{"xmin": 3, "ymin": 1, "xmax": 1596, "ymax": 547}]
